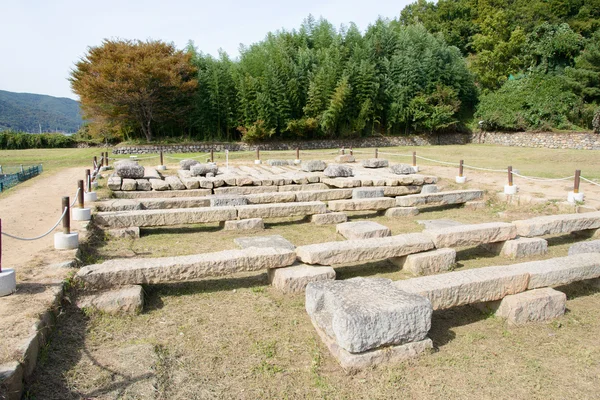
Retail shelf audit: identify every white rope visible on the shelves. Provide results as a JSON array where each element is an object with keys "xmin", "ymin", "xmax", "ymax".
[
  {"xmin": 70, "ymin": 188, "xmax": 81, "ymax": 207},
  {"xmin": 463, "ymin": 164, "xmax": 507, "ymax": 173},
  {"xmin": 581, "ymin": 176, "xmax": 600, "ymax": 187},
  {"xmin": 1, "ymin": 207, "xmax": 68, "ymax": 241},
  {"xmin": 377, "ymin": 151, "xmax": 413, "ymax": 157},
  {"xmin": 511, "ymin": 172, "xmax": 575, "ymax": 182}
]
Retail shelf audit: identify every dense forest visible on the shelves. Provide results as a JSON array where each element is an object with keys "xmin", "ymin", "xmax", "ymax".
[
  {"xmin": 69, "ymin": 1, "xmax": 600, "ymax": 143},
  {"xmin": 0, "ymin": 90, "xmax": 82, "ymax": 133}
]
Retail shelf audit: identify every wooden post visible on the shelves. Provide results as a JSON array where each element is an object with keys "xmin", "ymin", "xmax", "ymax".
[
  {"xmin": 93, "ymin": 156, "xmax": 97, "ymax": 169},
  {"xmin": 574, "ymin": 170, "xmax": 581, "ymax": 194},
  {"xmin": 78, "ymin": 180, "xmax": 84, "ymax": 208},
  {"xmin": 160, "ymin": 150, "xmax": 164, "ymax": 166},
  {"xmin": 412, "ymin": 152, "xmax": 417, "ymax": 167},
  {"xmin": 350, "ymin": 146, "xmax": 353, "ymax": 156},
  {"xmin": 211, "ymin": 149, "xmax": 214, "ymax": 162},
  {"xmin": 256, "ymin": 147, "xmax": 260, "ymax": 160},
  {"xmin": 296, "ymin": 147, "xmax": 300, "ymax": 160},
  {"xmin": 459, "ymin": 160, "xmax": 464, "ymax": 177},
  {"xmin": 104, "ymin": 152, "xmax": 108, "ymax": 167},
  {"xmin": 341, "ymin": 147, "xmax": 345, "ymax": 155},
  {"xmin": 375, "ymin": 148, "xmax": 378, "ymax": 158},
  {"xmin": 85, "ymin": 169, "xmax": 91, "ymax": 192},
  {"xmin": 62, "ymin": 197, "xmax": 70, "ymax": 235},
  {"xmin": 508, "ymin": 166, "xmax": 513, "ymax": 186}
]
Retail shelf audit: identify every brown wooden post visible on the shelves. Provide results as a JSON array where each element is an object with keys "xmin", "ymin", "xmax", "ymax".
[
  {"xmin": 160, "ymin": 150, "xmax": 164, "ymax": 166},
  {"xmin": 375, "ymin": 148, "xmax": 378, "ymax": 158},
  {"xmin": 211, "ymin": 149, "xmax": 214, "ymax": 162},
  {"xmin": 350, "ymin": 146, "xmax": 353, "ymax": 156},
  {"xmin": 341, "ymin": 147, "xmax": 345, "ymax": 155},
  {"xmin": 93, "ymin": 156, "xmax": 97, "ymax": 169},
  {"xmin": 412, "ymin": 152, "xmax": 417, "ymax": 167},
  {"xmin": 256, "ymin": 147, "xmax": 260, "ymax": 160},
  {"xmin": 296, "ymin": 147, "xmax": 300, "ymax": 159},
  {"xmin": 574, "ymin": 170, "xmax": 581, "ymax": 194},
  {"xmin": 85, "ymin": 169, "xmax": 91, "ymax": 192},
  {"xmin": 104, "ymin": 152, "xmax": 108, "ymax": 167},
  {"xmin": 508, "ymin": 166, "xmax": 513, "ymax": 186},
  {"xmin": 459, "ymin": 160, "xmax": 464, "ymax": 177},
  {"xmin": 78, "ymin": 180, "xmax": 84, "ymax": 208},
  {"xmin": 62, "ymin": 197, "xmax": 70, "ymax": 235}
]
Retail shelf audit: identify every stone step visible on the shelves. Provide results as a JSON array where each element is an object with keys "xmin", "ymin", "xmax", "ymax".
[
  {"xmin": 423, "ymin": 222, "xmax": 517, "ymax": 248},
  {"xmin": 76, "ymin": 247, "xmax": 297, "ymax": 289},
  {"xmin": 328, "ymin": 197, "xmax": 396, "ymax": 211},
  {"xmin": 395, "ymin": 190, "xmax": 484, "ymax": 207},
  {"xmin": 336, "ymin": 221, "xmax": 391, "ymax": 240},
  {"xmin": 296, "ymin": 233, "xmax": 434, "ymax": 265},
  {"xmin": 513, "ymin": 211, "xmax": 600, "ymax": 237},
  {"xmin": 295, "ymin": 189, "xmax": 353, "ymax": 202},
  {"xmin": 235, "ymin": 201, "xmax": 327, "ymax": 219},
  {"xmin": 112, "ymin": 188, "xmax": 212, "ymax": 199},
  {"xmin": 268, "ymin": 263, "xmax": 335, "ymax": 294},
  {"xmin": 94, "ymin": 207, "xmax": 237, "ymax": 228}
]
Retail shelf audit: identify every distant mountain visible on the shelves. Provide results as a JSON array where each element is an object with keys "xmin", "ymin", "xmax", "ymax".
[{"xmin": 0, "ymin": 90, "xmax": 82, "ymax": 133}]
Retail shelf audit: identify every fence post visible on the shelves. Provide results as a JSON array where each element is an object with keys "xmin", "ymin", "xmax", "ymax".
[
  {"xmin": 296, "ymin": 147, "xmax": 299, "ymax": 160},
  {"xmin": 412, "ymin": 152, "xmax": 417, "ymax": 167},
  {"xmin": 508, "ymin": 166, "xmax": 513, "ymax": 186},
  {"xmin": 574, "ymin": 170, "xmax": 581, "ymax": 194},
  {"xmin": 341, "ymin": 147, "xmax": 345, "ymax": 155},
  {"xmin": 350, "ymin": 146, "xmax": 353, "ymax": 156},
  {"xmin": 93, "ymin": 156, "xmax": 97, "ymax": 169},
  {"xmin": 78, "ymin": 180, "xmax": 84, "ymax": 208},
  {"xmin": 160, "ymin": 150, "xmax": 164, "ymax": 166},
  {"xmin": 456, "ymin": 160, "xmax": 466, "ymax": 183},
  {"xmin": 20, "ymin": 164, "xmax": 24, "ymax": 173},
  {"xmin": 504, "ymin": 166, "xmax": 517, "ymax": 194},
  {"xmin": 375, "ymin": 148, "xmax": 378, "ymax": 159},
  {"xmin": 85, "ymin": 169, "xmax": 91, "ymax": 192},
  {"xmin": 62, "ymin": 197, "xmax": 70, "ymax": 235},
  {"xmin": 255, "ymin": 147, "xmax": 261, "ymax": 164},
  {"xmin": 211, "ymin": 149, "xmax": 214, "ymax": 163},
  {"xmin": 568, "ymin": 169, "xmax": 584, "ymax": 203}
]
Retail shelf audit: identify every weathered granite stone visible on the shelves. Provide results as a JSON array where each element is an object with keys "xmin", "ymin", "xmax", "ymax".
[
  {"xmin": 392, "ymin": 248, "xmax": 456, "ymax": 276},
  {"xmin": 121, "ymin": 179, "xmax": 137, "ymax": 191},
  {"xmin": 306, "ymin": 278, "xmax": 432, "ymax": 353},
  {"xmin": 108, "ymin": 176, "xmax": 122, "ymax": 191},
  {"xmin": 267, "ymin": 159, "xmax": 292, "ymax": 166},
  {"xmin": 296, "ymin": 233, "xmax": 434, "ymax": 265},
  {"xmin": 513, "ymin": 212, "xmax": 600, "ymax": 237},
  {"xmin": 382, "ymin": 186, "xmax": 421, "ymax": 196},
  {"xmin": 0, "ymin": 361, "xmax": 23, "ymax": 400},
  {"xmin": 423, "ymin": 222, "xmax": 517, "ymax": 248},
  {"xmin": 190, "ymin": 163, "xmax": 218, "ymax": 177},
  {"xmin": 301, "ymin": 160, "xmax": 327, "ymax": 172},
  {"xmin": 486, "ymin": 237, "xmax": 548, "ymax": 259},
  {"xmin": 115, "ymin": 161, "xmax": 145, "ymax": 179},
  {"xmin": 336, "ymin": 221, "xmax": 391, "ymax": 240},
  {"xmin": 278, "ymin": 183, "xmax": 329, "ymax": 192},
  {"xmin": 234, "ymin": 234, "xmax": 295, "ymax": 250},
  {"xmin": 525, "ymin": 253, "xmax": 600, "ymax": 289},
  {"xmin": 362, "ymin": 159, "xmax": 389, "ymax": 168},
  {"xmin": 328, "ymin": 197, "xmax": 396, "ymax": 211},
  {"xmin": 420, "ymin": 185, "xmax": 438, "ymax": 194},
  {"xmin": 95, "ymin": 207, "xmax": 237, "ymax": 228},
  {"xmin": 112, "ymin": 188, "xmax": 211, "ymax": 199},
  {"xmin": 150, "ymin": 179, "xmax": 169, "ymax": 191},
  {"xmin": 268, "ymin": 263, "xmax": 335, "ymax": 294},
  {"xmin": 197, "ymin": 178, "xmax": 214, "ymax": 189},
  {"xmin": 385, "ymin": 207, "xmax": 419, "ymax": 217},
  {"xmin": 389, "ymin": 164, "xmax": 414, "ymax": 175},
  {"xmin": 165, "ymin": 176, "xmax": 185, "ymax": 190},
  {"xmin": 210, "ymin": 196, "xmax": 248, "ymax": 207},
  {"xmin": 568, "ymin": 240, "xmax": 600, "ymax": 255},
  {"xmin": 417, "ymin": 219, "xmax": 463, "ymax": 230},
  {"xmin": 324, "ymin": 164, "xmax": 354, "ymax": 178},
  {"xmin": 394, "ymin": 264, "xmax": 530, "ymax": 310},
  {"xmin": 77, "ymin": 247, "xmax": 297, "ymax": 288},
  {"xmin": 224, "ymin": 218, "xmax": 264, "ymax": 231},
  {"xmin": 311, "ymin": 212, "xmax": 348, "ymax": 225},
  {"xmin": 321, "ymin": 178, "xmax": 361, "ymax": 188},
  {"xmin": 236, "ymin": 177, "xmax": 254, "ymax": 186},
  {"xmin": 135, "ymin": 179, "xmax": 152, "ymax": 191},
  {"xmin": 480, "ymin": 288, "xmax": 566, "ymax": 325},
  {"xmin": 182, "ymin": 177, "xmax": 200, "ymax": 189},
  {"xmin": 334, "ymin": 154, "xmax": 355, "ymax": 163},
  {"xmin": 206, "ymin": 172, "xmax": 215, "ymax": 178},
  {"xmin": 464, "ymin": 200, "xmax": 486, "ymax": 210},
  {"xmin": 142, "ymin": 167, "xmax": 161, "ymax": 180},
  {"xmin": 94, "ymin": 199, "xmax": 142, "ymax": 212},
  {"xmin": 352, "ymin": 187, "xmax": 385, "ymax": 199},
  {"xmin": 106, "ymin": 227, "xmax": 140, "ymax": 239},
  {"xmin": 246, "ymin": 192, "xmax": 296, "ymax": 204},
  {"xmin": 179, "ymin": 159, "xmax": 200, "ymax": 170},
  {"xmin": 295, "ymin": 189, "xmax": 353, "ymax": 202},
  {"xmin": 396, "ymin": 190, "xmax": 484, "ymax": 207},
  {"xmin": 236, "ymin": 201, "xmax": 327, "ymax": 219},
  {"xmin": 138, "ymin": 197, "xmax": 210, "ymax": 210},
  {"xmin": 77, "ymin": 286, "xmax": 144, "ymax": 315}
]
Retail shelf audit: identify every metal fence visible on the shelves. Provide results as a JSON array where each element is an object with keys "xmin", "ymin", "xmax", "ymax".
[{"xmin": 0, "ymin": 164, "xmax": 43, "ymax": 192}]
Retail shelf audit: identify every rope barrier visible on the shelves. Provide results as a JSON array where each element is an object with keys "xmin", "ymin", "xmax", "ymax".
[
  {"xmin": 511, "ymin": 172, "xmax": 575, "ymax": 182},
  {"xmin": 581, "ymin": 176, "xmax": 600, "ymax": 187},
  {"xmin": 70, "ymin": 188, "xmax": 81, "ymax": 207},
  {"xmin": 1, "ymin": 207, "xmax": 68, "ymax": 241}
]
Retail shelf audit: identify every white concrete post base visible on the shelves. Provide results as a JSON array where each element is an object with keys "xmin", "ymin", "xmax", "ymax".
[
  {"xmin": 455, "ymin": 176, "xmax": 466, "ymax": 184},
  {"xmin": 84, "ymin": 192, "xmax": 97, "ymax": 202},
  {"xmin": 54, "ymin": 232, "xmax": 79, "ymax": 250},
  {"xmin": 504, "ymin": 184, "xmax": 518, "ymax": 195},
  {"xmin": 568, "ymin": 191, "xmax": 584, "ymax": 204},
  {"xmin": 254, "ymin": 160, "xmax": 262, "ymax": 165},
  {"xmin": 294, "ymin": 159, "xmax": 301, "ymax": 165},
  {"xmin": 156, "ymin": 165, "xmax": 167, "ymax": 171},
  {"xmin": 72, "ymin": 207, "xmax": 91, "ymax": 221},
  {"xmin": 412, "ymin": 166, "xmax": 419, "ymax": 173},
  {"xmin": 0, "ymin": 269, "xmax": 17, "ymax": 297}
]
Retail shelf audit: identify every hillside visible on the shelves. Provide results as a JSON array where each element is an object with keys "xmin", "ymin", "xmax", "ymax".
[{"xmin": 0, "ymin": 90, "xmax": 82, "ymax": 133}]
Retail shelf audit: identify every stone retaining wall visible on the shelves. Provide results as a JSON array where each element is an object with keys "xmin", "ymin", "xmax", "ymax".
[{"xmin": 112, "ymin": 131, "xmax": 600, "ymax": 154}]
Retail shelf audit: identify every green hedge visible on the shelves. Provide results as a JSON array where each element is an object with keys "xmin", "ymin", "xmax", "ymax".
[{"xmin": 0, "ymin": 131, "xmax": 76, "ymax": 149}]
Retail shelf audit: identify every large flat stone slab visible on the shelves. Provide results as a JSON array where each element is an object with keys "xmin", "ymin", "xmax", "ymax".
[
  {"xmin": 391, "ymin": 248, "xmax": 456, "ymax": 276},
  {"xmin": 423, "ymin": 222, "xmax": 517, "ymax": 248},
  {"xmin": 513, "ymin": 212, "xmax": 600, "ymax": 237},
  {"xmin": 352, "ymin": 187, "xmax": 384, "ymax": 199},
  {"xmin": 525, "ymin": 253, "xmax": 600, "ymax": 289},
  {"xmin": 385, "ymin": 207, "xmax": 419, "ymax": 217},
  {"xmin": 328, "ymin": 197, "xmax": 396, "ymax": 211},
  {"xmin": 76, "ymin": 286, "xmax": 144, "ymax": 315},
  {"xmin": 294, "ymin": 189, "xmax": 353, "ymax": 202},
  {"xmin": 214, "ymin": 186, "xmax": 279, "ymax": 195},
  {"xmin": 234, "ymin": 235, "xmax": 295, "ymax": 250},
  {"xmin": 321, "ymin": 178, "xmax": 361, "ymax": 188},
  {"xmin": 76, "ymin": 247, "xmax": 297, "ymax": 289},
  {"xmin": 112, "ymin": 189, "xmax": 212, "ymax": 199},
  {"xmin": 417, "ymin": 219, "xmax": 463, "ymax": 230},
  {"xmin": 568, "ymin": 240, "xmax": 600, "ymax": 255},
  {"xmin": 296, "ymin": 233, "xmax": 434, "ymax": 265},
  {"xmin": 336, "ymin": 221, "xmax": 391, "ymax": 240},
  {"xmin": 311, "ymin": 212, "xmax": 348, "ymax": 225},
  {"xmin": 94, "ymin": 199, "xmax": 142, "ymax": 212},
  {"xmin": 306, "ymin": 278, "xmax": 432, "ymax": 353},
  {"xmin": 482, "ymin": 288, "xmax": 566, "ymax": 325},
  {"xmin": 137, "ymin": 197, "xmax": 211, "ymax": 210},
  {"xmin": 235, "ymin": 201, "xmax": 326, "ymax": 219},
  {"xmin": 94, "ymin": 207, "xmax": 237, "ymax": 228},
  {"xmin": 396, "ymin": 190, "xmax": 484, "ymax": 207},
  {"xmin": 382, "ymin": 186, "xmax": 421, "ymax": 196},
  {"xmin": 245, "ymin": 192, "xmax": 296, "ymax": 204},
  {"xmin": 268, "ymin": 264, "xmax": 335, "ymax": 294},
  {"xmin": 224, "ymin": 218, "xmax": 264, "ymax": 231}
]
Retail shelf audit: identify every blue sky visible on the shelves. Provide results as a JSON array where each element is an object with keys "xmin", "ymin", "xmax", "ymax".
[{"xmin": 0, "ymin": 0, "xmax": 412, "ymax": 99}]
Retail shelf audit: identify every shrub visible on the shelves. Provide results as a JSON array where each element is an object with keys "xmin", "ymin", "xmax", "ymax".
[{"xmin": 0, "ymin": 131, "xmax": 75, "ymax": 149}]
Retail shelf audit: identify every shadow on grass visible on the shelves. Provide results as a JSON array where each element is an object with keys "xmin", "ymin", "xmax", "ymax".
[
  {"xmin": 334, "ymin": 260, "xmax": 399, "ymax": 280},
  {"xmin": 555, "ymin": 280, "xmax": 600, "ymax": 300},
  {"xmin": 428, "ymin": 305, "xmax": 490, "ymax": 349},
  {"xmin": 141, "ymin": 224, "xmax": 222, "ymax": 236}
]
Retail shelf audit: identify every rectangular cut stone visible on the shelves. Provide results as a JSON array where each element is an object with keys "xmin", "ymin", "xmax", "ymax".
[
  {"xmin": 524, "ymin": 253, "xmax": 600, "ymax": 289},
  {"xmin": 394, "ymin": 265, "xmax": 530, "ymax": 310},
  {"xmin": 268, "ymin": 264, "xmax": 335, "ymax": 294},
  {"xmin": 76, "ymin": 286, "xmax": 144, "ymax": 315},
  {"xmin": 486, "ymin": 237, "xmax": 548, "ymax": 259},
  {"xmin": 224, "ymin": 218, "xmax": 264, "ymax": 231},
  {"xmin": 112, "ymin": 189, "xmax": 211, "ymax": 199},
  {"xmin": 210, "ymin": 196, "xmax": 248, "ymax": 207},
  {"xmin": 423, "ymin": 222, "xmax": 517, "ymax": 248},
  {"xmin": 513, "ymin": 212, "xmax": 600, "ymax": 237},
  {"xmin": 278, "ymin": 183, "xmax": 329, "ymax": 192},
  {"xmin": 76, "ymin": 247, "xmax": 297, "ymax": 289},
  {"xmin": 492, "ymin": 288, "xmax": 566, "ymax": 325},
  {"xmin": 234, "ymin": 234, "xmax": 295, "ymax": 250},
  {"xmin": 108, "ymin": 176, "xmax": 122, "ymax": 190},
  {"xmin": 296, "ymin": 233, "xmax": 434, "ymax": 265},
  {"xmin": 94, "ymin": 199, "xmax": 142, "ymax": 212},
  {"xmin": 392, "ymin": 248, "xmax": 456, "ymax": 276},
  {"xmin": 306, "ymin": 278, "xmax": 432, "ymax": 353},
  {"xmin": 135, "ymin": 179, "xmax": 152, "ymax": 191},
  {"xmin": 94, "ymin": 207, "xmax": 237, "ymax": 228},
  {"xmin": 165, "ymin": 176, "xmax": 185, "ymax": 190},
  {"xmin": 362, "ymin": 159, "xmax": 389, "ymax": 168},
  {"xmin": 396, "ymin": 190, "xmax": 484, "ymax": 207},
  {"xmin": 328, "ymin": 197, "xmax": 396, "ymax": 211},
  {"xmin": 382, "ymin": 186, "xmax": 421, "ymax": 197},
  {"xmin": 336, "ymin": 221, "xmax": 391, "ymax": 240},
  {"xmin": 334, "ymin": 154, "xmax": 355, "ymax": 163},
  {"xmin": 321, "ymin": 178, "xmax": 361, "ymax": 188},
  {"xmin": 137, "ymin": 197, "xmax": 210, "ymax": 210},
  {"xmin": 235, "ymin": 201, "xmax": 326, "ymax": 219},
  {"xmin": 385, "ymin": 207, "xmax": 419, "ymax": 217},
  {"xmin": 568, "ymin": 240, "xmax": 600, "ymax": 255},
  {"xmin": 352, "ymin": 187, "xmax": 384, "ymax": 199},
  {"xmin": 311, "ymin": 212, "xmax": 347, "ymax": 225},
  {"xmin": 214, "ymin": 186, "xmax": 278, "ymax": 195},
  {"xmin": 182, "ymin": 177, "xmax": 200, "ymax": 189},
  {"xmin": 121, "ymin": 178, "xmax": 137, "ymax": 191},
  {"xmin": 150, "ymin": 179, "xmax": 169, "ymax": 191},
  {"xmin": 245, "ymin": 192, "xmax": 296, "ymax": 204},
  {"xmin": 295, "ymin": 189, "xmax": 353, "ymax": 202}
]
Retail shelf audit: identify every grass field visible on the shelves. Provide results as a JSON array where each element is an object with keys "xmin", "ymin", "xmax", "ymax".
[{"xmin": 2, "ymin": 144, "xmax": 599, "ymax": 399}]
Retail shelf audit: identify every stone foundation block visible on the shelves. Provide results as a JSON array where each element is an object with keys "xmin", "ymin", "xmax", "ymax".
[
  {"xmin": 382, "ymin": 186, "xmax": 421, "ymax": 196},
  {"xmin": 464, "ymin": 200, "xmax": 486, "ymax": 210},
  {"xmin": 486, "ymin": 237, "xmax": 548, "ymax": 259},
  {"xmin": 268, "ymin": 264, "xmax": 335, "ymax": 294},
  {"xmin": 334, "ymin": 154, "xmax": 356, "ymax": 163},
  {"xmin": 478, "ymin": 288, "xmax": 566, "ymax": 325},
  {"xmin": 150, "ymin": 179, "xmax": 169, "ymax": 191},
  {"xmin": 108, "ymin": 176, "xmax": 122, "ymax": 191},
  {"xmin": 513, "ymin": 211, "xmax": 600, "ymax": 237},
  {"xmin": 234, "ymin": 234, "xmax": 295, "ymax": 250},
  {"xmin": 224, "ymin": 218, "xmax": 264, "ymax": 231},
  {"xmin": 385, "ymin": 207, "xmax": 419, "ymax": 217},
  {"xmin": 352, "ymin": 187, "xmax": 385, "ymax": 199},
  {"xmin": 336, "ymin": 221, "xmax": 391, "ymax": 240},
  {"xmin": 106, "ymin": 227, "xmax": 141, "ymax": 239},
  {"xmin": 391, "ymin": 248, "xmax": 456, "ymax": 276},
  {"xmin": 420, "ymin": 184, "xmax": 438, "ymax": 194},
  {"xmin": 362, "ymin": 159, "xmax": 388, "ymax": 168},
  {"xmin": 210, "ymin": 196, "xmax": 248, "ymax": 207},
  {"xmin": 77, "ymin": 285, "xmax": 144, "ymax": 315},
  {"xmin": 236, "ymin": 201, "xmax": 327, "ymax": 219},
  {"xmin": 423, "ymin": 222, "xmax": 517, "ymax": 248},
  {"xmin": 311, "ymin": 212, "xmax": 348, "ymax": 225},
  {"xmin": 121, "ymin": 178, "xmax": 137, "ymax": 191},
  {"xmin": 568, "ymin": 239, "xmax": 600, "ymax": 255},
  {"xmin": 135, "ymin": 179, "xmax": 152, "ymax": 191},
  {"xmin": 328, "ymin": 197, "xmax": 395, "ymax": 211}
]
